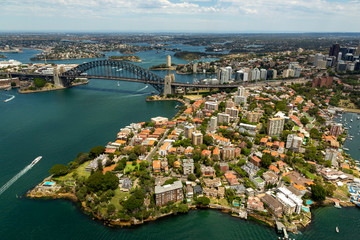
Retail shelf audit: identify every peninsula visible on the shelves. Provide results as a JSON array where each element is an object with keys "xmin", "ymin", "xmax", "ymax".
[{"xmin": 28, "ymin": 78, "xmax": 360, "ymax": 231}]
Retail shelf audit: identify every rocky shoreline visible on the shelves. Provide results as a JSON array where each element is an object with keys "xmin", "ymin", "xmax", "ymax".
[
  {"xmin": 26, "ymin": 183, "xmax": 355, "ymax": 231},
  {"xmin": 19, "ymin": 81, "xmax": 88, "ymax": 94}
]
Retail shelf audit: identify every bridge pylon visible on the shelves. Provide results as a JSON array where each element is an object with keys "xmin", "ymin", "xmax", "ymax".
[
  {"xmin": 53, "ymin": 67, "xmax": 63, "ymax": 87},
  {"xmin": 163, "ymin": 73, "xmax": 175, "ymax": 96}
]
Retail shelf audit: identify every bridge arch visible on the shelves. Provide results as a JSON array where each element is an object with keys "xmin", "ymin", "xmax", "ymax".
[{"xmin": 62, "ymin": 60, "xmax": 165, "ymax": 92}]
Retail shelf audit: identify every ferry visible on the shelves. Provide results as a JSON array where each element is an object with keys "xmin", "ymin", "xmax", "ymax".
[{"xmin": 31, "ymin": 156, "xmax": 42, "ymax": 166}]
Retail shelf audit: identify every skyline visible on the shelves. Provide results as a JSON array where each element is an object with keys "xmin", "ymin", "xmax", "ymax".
[{"xmin": 1, "ymin": 0, "xmax": 360, "ymax": 32}]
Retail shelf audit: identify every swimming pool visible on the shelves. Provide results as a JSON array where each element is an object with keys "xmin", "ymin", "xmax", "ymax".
[
  {"xmin": 43, "ymin": 182, "xmax": 55, "ymax": 186},
  {"xmin": 306, "ymin": 200, "xmax": 314, "ymax": 205}
]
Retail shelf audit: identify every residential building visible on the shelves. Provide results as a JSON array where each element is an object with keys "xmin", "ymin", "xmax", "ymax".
[
  {"xmin": 225, "ymin": 107, "xmax": 239, "ymax": 120},
  {"xmin": 237, "ymin": 86, "xmax": 246, "ymax": 97},
  {"xmin": 201, "ymin": 166, "xmax": 216, "ymax": 177},
  {"xmin": 218, "ymin": 113, "xmax": 231, "ymax": 124},
  {"xmin": 312, "ymin": 76, "xmax": 333, "ymax": 88},
  {"xmin": 330, "ymin": 123, "xmax": 342, "ymax": 138},
  {"xmin": 267, "ymin": 117, "xmax": 285, "ymax": 136},
  {"xmin": 247, "ymin": 196, "xmax": 264, "ymax": 211},
  {"xmin": 184, "ymin": 124, "xmax": 195, "ymax": 139},
  {"xmin": 261, "ymin": 194, "xmax": 283, "ymax": 217},
  {"xmin": 192, "ymin": 131, "xmax": 203, "ymax": 146},
  {"xmin": 208, "ymin": 116, "xmax": 217, "ymax": 132},
  {"xmin": 205, "ymin": 101, "xmax": 218, "ymax": 111},
  {"xmin": 325, "ymin": 148, "xmax": 338, "ymax": 167},
  {"xmin": 155, "ymin": 181, "xmax": 183, "ymax": 206},
  {"xmin": 286, "ymin": 134, "xmax": 303, "ymax": 152},
  {"xmin": 151, "ymin": 116, "xmax": 168, "ymax": 125},
  {"xmin": 247, "ymin": 112, "xmax": 262, "ymax": 123},
  {"xmin": 222, "ymin": 147, "xmax": 235, "ymax": 160},
  {"xmin": 262, "ymin": 171, "xmax": 278, "ymax": 185},
  {"xmin": 183, "ymin": 159, "xmax": 195, "ymax": 175}
]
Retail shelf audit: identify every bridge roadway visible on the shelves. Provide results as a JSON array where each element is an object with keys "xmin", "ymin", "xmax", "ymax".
[{"xmin": 3, "ymin": 72, "xmax": 310, "ymax": 89}]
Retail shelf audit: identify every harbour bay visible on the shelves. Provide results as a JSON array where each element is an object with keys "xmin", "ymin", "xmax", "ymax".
[{"xmin": 1, "ymin": 48, "xmax": 360, "ymax": 240}]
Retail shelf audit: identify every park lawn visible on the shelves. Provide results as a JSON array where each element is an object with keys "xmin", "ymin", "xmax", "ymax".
[
  {"xmin": 110, "ymin": 188, "xmax": 130, "ymax": 210},
  {"xmin": 210, "ymin": 197, "xmax": 229, "ymax": 207},
  {"xmin": 53, "ymin": 162, "xmax": 91, "ymax": 182},
  {"xmin": 333, "ymin": 185, "xmax": 350, "ymax": 201},
  {"xmin": 125, "ymin": 163, "xmax": 140, "ymax": 173}
]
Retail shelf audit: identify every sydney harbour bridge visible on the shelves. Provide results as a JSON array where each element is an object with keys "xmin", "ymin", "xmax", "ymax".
[{"xmin": 4, "ymin": 60, "xmax": 306, "ymax": 94}]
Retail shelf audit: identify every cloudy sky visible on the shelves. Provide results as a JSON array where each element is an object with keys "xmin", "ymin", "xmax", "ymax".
[{"xmin": 1, "ymin": 0, "xmax": 359, "ymax": 32}]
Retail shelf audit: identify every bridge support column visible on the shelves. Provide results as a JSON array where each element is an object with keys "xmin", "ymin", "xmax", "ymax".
[
  {"xmin": 163, "ymin": 74, "xmax": 175, "ymax": 96},
  {"xmin": 53, "ymin": 68, "xmax": 63, "ymax": 87}
]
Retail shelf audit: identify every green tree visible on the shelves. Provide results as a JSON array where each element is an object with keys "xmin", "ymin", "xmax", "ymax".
[
  {"xmin": 196, "ymin": 196, "xmax": 210, "ymax": 205},
  {"xmin": 261, "ymin": 154, "xmax": 272, "ymax": 168},
  {"xmin": 311, "ymin": 183, "xmax": 326, "ymax": 201},
  {"xmin": 34, "ymin": 78, "xmax": 46, "ymax": 88},
  {"xmin": 89, "ymin": 146, "xmax": 105, "ymax": 159},
  {"xmin": 203, "ymin": 135, "xmax": 214, "ymax": 146},
  {"xmin": 300, "ymin": 117, "xmax": 309, "ymax": 125},
  {"xmin": 187, "ymin": 173, "xmax": 196, "ymax": 181},
  {"xmin": 85, "ymin": 172, "xmax": 118, "ymax": 193},
  {"xmin": 49, "ymin": 164, "xmax": 68, "ymax": 176}
]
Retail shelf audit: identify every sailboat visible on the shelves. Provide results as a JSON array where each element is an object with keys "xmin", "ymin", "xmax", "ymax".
[
  {"xmin": 117, "ymin": 81, "xmax": 120, "ymax": 87},
  {"xmin": 336, "ymin": 226, "xmax": 339, "ymax": 233}
]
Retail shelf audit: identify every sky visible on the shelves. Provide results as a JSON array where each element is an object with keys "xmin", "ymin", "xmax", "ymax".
[{"xmin": 0, "ymin": 0, "xmax": 360, "ymax": 32}]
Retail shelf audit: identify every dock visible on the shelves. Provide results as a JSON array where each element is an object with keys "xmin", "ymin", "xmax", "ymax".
[{"xmin": 275, "ymin": 221, "xmax": 289, "ymax": 239}]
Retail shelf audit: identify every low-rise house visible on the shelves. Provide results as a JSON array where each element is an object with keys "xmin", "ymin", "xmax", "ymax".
[
  {"xmin": 251, "ymin": 176, "xmax": 266, "ymax": 190},
  {"xmin": 262, "ymin": 171, "xmax": 278, "ymax": 185},
  {"xmin": 119, "ymin": 178, "xmax": 132, "ymax": 192},
  {"xmin": 186, "ymin": 184, "xmax": 194, "ymax": 198},
  {"xmin": 250, "ymin": 156, "xmax": 261, "ymax": 167},
  {"xmin": 219, "ymin": 162, "xmax": 229, "ymax": 172},
  {"xmin": 247, "ymin": 196, "xmax": 264, "ymax": 212},
  {"xmin": 203, "ymin": 178, "xmax": 221, "ymax": 188},
  {"xmin": 212, "ymin": 147, "xmax": 220, "ymax": 161},
  {"xmin": 230, "ymin": 184, "xmax": 246, "ymax": 195},
  {"xmin": 85, "ymin": 154, "xmax": 108, "ymax": 172},
  {"xmin": 201, "ymin": 165, "xmax": 215, "ymax": 177},
  {"xmin": 153, "ymin": 160, "xmax": 161, "ymax": 173},
  {"xmin": 224, "ymin": 172, "xmax": 239, "ymax": 186},
  {"xmin": 194, "ymin": 185, "xmax": 203, "ymax": 196}
]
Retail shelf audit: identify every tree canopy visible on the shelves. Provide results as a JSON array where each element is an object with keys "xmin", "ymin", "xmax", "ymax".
[
  {"xmin": 49, "ymin": 164, "xmax": 68, "ymax": 176},
  {"xmin": 85, "ymin": 172, "xmax": 118, "ymax": 193}
]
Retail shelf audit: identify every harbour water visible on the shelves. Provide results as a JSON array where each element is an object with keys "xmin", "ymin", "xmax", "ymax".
[{"xmin": 1, "ymin": 47, "xmax": 360, "ymax": 239}]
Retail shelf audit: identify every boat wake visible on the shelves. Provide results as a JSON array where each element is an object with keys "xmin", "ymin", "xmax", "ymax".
[
  {"xmin": 136, "ymin": 85, "xmax": 148, "ymax": 92},
  {"xmin": 0, "ymin": 157, "xmax": 40, "ymax": 196},
  {"xmin": 4, "ymin": 95, "xmax": 15, "ymax": 103}
]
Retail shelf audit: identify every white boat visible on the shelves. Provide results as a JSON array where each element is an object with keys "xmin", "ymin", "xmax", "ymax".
[
  {"xmin": 117, "ymin": 81, "xmax": 120, "ymax": 87},
  {"xmin": 343, "ymin": 148, "xmax": 349, "ymax": 151},
  {"xmin": 336, "ymin": 226, "xmax": 339, "ymax": 233},
  {"xmin": 31, "ymin": 156, "xmax": 42, "ymax": 166}
]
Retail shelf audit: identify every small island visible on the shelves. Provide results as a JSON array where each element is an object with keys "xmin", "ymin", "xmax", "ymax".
[
  {"xmin": 174, "ymin": 51, "xmax": 223, "ymax": 61},
  {"xmin": 0, "ymin": 54, "xmax": 7, "ymax": 59},
  {"xmin": 149, "ymin": 63, "xmax": 177, "ymax": 70},
  {"xmin": 108, "ymin": 55, "xmax": 142, "ymax": 62}
]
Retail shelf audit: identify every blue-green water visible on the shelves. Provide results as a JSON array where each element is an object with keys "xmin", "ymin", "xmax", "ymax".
[{"xmin": 1, "ymin": 49, "xmax": 360, "ymax": 240}]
